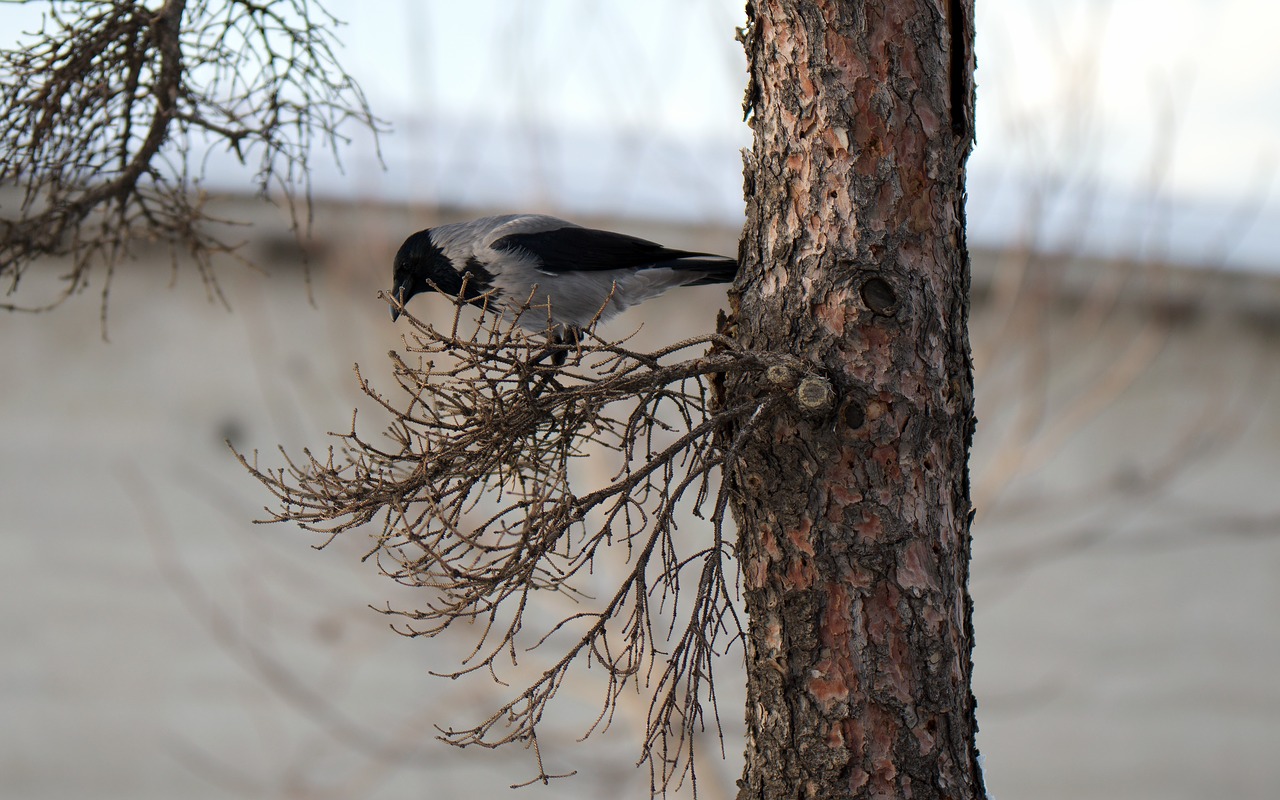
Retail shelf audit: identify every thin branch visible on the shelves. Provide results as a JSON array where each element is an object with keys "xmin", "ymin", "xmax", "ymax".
[
  {"xmin": 1, "ymin": 0, "xmax": 384, "ymax": 327},
  {"xmin": 240, "ymin": 299, "xmax": 813, "ymax": 795}
]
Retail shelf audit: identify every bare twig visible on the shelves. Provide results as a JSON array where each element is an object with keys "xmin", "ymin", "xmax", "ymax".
[
  {"xmin": 1, "ymin": 0, "xmax": 382, "ymax": 327},
  {"xmin": 239, "ymin": 298, "xmax": 808, "ymax": 795}
]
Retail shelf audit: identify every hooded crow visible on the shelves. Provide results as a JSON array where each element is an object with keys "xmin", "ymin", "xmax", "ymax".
[{"xmin": 389, "ymin": 214, "xmax": 737, "ymax": 337}]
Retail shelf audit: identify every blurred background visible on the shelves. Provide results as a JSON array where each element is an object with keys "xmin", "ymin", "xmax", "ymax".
[{"xmin": 2, "ymin": 1, "xmax": 1279, "ymax": 798}]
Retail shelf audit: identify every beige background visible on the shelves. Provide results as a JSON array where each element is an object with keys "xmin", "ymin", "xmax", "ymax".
[{"xmin": 3, "ymin": 199, "xmax": 1278, "ymax": 799}]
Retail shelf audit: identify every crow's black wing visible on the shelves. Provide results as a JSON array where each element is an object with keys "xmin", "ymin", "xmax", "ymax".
[{"xmin": 492, "ymin": 226, "xmax": 726, "ymax": 273}]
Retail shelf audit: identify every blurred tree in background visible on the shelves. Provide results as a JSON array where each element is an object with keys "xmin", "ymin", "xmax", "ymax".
[{"xmin": 0, "ymin": 0, "xmax": 379, "ymax": 321}]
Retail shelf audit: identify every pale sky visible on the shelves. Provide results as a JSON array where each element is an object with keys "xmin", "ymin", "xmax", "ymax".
[
  {"xmin": 320, "ymin": 0, "xmax": 1279, "ymax": 202},
  {"xmin": 6, "ymin": 0, "xmax": 1279, "ymax": 266}
]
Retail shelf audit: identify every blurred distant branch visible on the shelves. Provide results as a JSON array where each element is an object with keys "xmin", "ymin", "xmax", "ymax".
[
  {"xmin": 240, "ymin": 301, "xmax": 810, "ymax": 793},
  {"xmin": 968, "ymin": 1, "xmax": 1277, "ymax": 520},
  {"xmin": 0, "ymin": 0, "xmax": 381, "ymax": 323}
]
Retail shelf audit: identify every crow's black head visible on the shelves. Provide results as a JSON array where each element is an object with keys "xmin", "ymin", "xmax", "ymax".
[
  {"xmin": 390, "ymin": 229, "xmax": 450, "ymax": 321},
  {"xmin": 390, "ymin": 228, "xmax": 496, "ymax": 321}
]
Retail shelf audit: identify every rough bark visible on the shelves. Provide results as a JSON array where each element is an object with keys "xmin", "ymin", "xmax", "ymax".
[{"xmin": 727, "ymin": 1, "xmax": 982, "ymax": 798}]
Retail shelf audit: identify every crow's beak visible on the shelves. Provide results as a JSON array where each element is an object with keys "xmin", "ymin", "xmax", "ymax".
[{"xmin": 389, "ymin": 281, "xmax": 409, "ymax": 321}]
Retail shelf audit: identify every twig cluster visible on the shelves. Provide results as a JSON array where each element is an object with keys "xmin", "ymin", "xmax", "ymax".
[
  {"xmin": 240, "ymin": 299, "xmax": 795, "ymax": 794},
  {"xmin": 1, "ymin": 0, "xmax": 380, "ymax": 321}
]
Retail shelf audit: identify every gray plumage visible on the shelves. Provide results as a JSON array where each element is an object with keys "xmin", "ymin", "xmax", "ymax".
[{"xmin": 389, "ymin": 214, "xmax": 737, "ymax": 334}]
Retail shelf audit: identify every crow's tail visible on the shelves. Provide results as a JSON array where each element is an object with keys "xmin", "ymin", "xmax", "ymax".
[{"xmin": 655, "ymin": 254, "xmax": 738, "ymax": 285}]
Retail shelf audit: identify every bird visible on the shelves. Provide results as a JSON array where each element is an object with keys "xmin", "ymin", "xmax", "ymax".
[{"xmin": 388, "ymin": 215, "xmax": 737, "ymax": 351}]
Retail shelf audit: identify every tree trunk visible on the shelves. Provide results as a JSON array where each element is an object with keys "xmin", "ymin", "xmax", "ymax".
[{"xmin": 728, "ymin": 1, "xmax": 983, "ymax": 798}]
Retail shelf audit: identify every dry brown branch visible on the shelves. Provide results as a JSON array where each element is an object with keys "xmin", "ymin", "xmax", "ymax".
[
  {"xmin": 239, "ymin": 298, "xmax": 814, "ymax": 794},
  {"xmin": 1, "ymin": 0, "xmax": 381, "ymax": 325}
]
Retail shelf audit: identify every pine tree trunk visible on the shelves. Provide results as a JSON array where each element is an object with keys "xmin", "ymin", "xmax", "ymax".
[{"xmin": 728, "ymin": 1, "xmax": 983, "ymax": 798}]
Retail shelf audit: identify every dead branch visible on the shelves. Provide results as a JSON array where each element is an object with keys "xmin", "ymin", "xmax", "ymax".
[
  {"xmin": 0, "ymin": 0, "xmax": 381, "ymax": 325},
  {"xmin": 239, "ymin": 299, "xmax": 810, "ymax": 794}
]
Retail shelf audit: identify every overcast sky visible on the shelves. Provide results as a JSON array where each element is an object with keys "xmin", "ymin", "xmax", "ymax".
[
  {"xmin": 315, "ymin": 0, "xmax": 1279, "ymax": 200},
  {"xmin": 7, "ymin": 0, "xmax": 1279, "ymax": 267}
]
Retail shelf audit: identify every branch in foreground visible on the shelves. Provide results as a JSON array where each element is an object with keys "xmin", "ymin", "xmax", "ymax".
[
  {"xmin": 239, "ymin": 301, "xmax": 818, "ymax": 794},
  {"xmin": 1, "ymin": 0, "xmax": 381, "ymax": 321}
]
